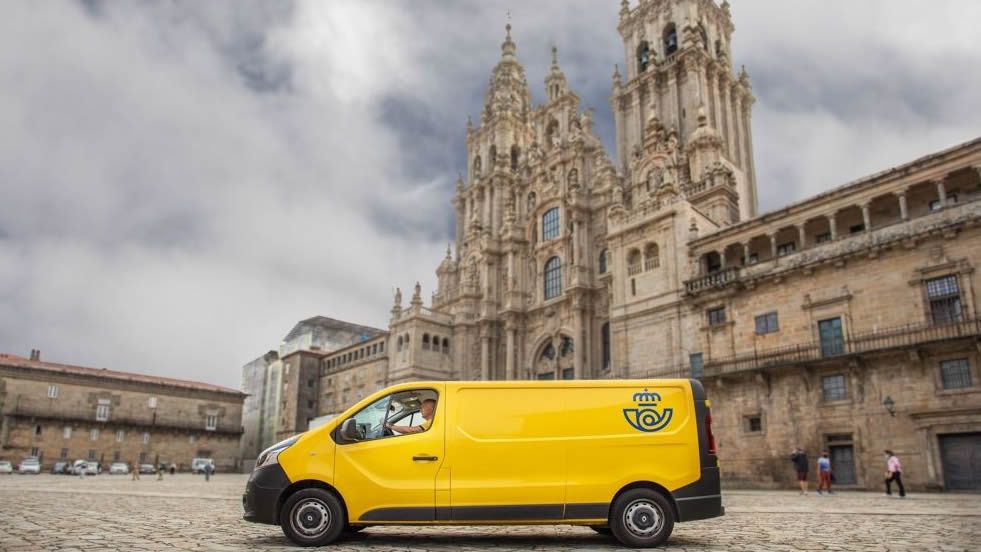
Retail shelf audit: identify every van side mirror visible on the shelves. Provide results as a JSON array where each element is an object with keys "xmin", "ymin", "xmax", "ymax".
[{"xmin": 340, "ymin": 418, "xmax": 361, "ymax": 441}]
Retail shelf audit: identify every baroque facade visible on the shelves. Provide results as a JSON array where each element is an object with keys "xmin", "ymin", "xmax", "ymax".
[
  {"xmin": 1, "ymin": 350, "xmax": 245, "ymax": 471},
  {"xmin": 249, "ymin": 0, "xmax": 981, "ymax": 490}
]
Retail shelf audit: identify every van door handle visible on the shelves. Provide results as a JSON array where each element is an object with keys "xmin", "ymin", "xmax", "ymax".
[{"xmin": 412, "ymin": 455, "xmax": 438, "ymax": 462}]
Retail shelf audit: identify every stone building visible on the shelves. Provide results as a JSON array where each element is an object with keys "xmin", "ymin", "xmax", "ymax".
[
  {"xmin": 0, "ymin": 351, "xmax": 245, "ymax": 471},
  {"xmin": 243, "ymin": 0, "xmax": 981, "ymax": 491}
]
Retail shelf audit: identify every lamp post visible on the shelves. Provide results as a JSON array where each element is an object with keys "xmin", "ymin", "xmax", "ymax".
[{"xmin": 882, "ymin": 395, "xmax": 896, "ymax": 417}]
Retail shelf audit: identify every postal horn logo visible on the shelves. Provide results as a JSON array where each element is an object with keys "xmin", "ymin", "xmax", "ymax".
[{"xmin": 623, "ymin": 389, "xmax": 673, "ymax": 433}]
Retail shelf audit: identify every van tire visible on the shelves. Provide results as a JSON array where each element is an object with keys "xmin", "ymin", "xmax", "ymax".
[
  {"xmin": 279, "ymin": 488, "xmax": 346, "ymax": 547},
  {"xmin": 609, "ymin": 489, "xmax": 675, "ymax": 548}
]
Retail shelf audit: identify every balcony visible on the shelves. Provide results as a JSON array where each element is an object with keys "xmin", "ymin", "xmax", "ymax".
[
  {"xmin": 684, "ymin": 267, "xmax": 739, "ymax": 294},
  {"xmin": 3, "ymin": 399, "xmax": 243, "ymax": 436},
  {"xmin": 701, "ymin": 317, "xmax": 981, "ymax": 378}
]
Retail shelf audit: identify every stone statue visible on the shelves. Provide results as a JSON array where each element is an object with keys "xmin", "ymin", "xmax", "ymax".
[{"xmin": 393, "ymin": 287, "xmax": 402, "ymax": 306}]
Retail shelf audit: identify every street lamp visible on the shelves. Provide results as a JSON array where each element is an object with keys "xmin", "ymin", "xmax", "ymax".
[{"xmin": 882, "ymin": 395, "xmax": 896, "ymax": 417}]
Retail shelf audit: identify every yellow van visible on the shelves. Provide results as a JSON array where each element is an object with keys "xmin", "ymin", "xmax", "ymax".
[{"xmin": 243, "ymin": 379, "xmax": 721, "ymax": 548}]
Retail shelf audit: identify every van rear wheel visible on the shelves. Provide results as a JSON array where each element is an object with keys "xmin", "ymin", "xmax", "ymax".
[
  {"xmin": 279, "ymin": 488, "xmax": 345, "ymax": 547},
  {"xmin": 609, "ymin": 489, "xmax": 674, "ymax": 548}
]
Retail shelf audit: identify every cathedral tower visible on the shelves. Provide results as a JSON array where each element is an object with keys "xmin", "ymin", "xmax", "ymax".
[{"xmin": 613, "ymin": 0, "xmax": 757, "ymax": 224}]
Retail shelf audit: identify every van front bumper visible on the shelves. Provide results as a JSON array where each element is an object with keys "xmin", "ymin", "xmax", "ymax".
[{"xmin": 242, "ymin": 464, "xmax": 290, "ymax": 525}]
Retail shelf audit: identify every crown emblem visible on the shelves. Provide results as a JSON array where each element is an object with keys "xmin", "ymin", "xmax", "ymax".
[{"xmin": 623, "ymin": 388, "xmax": 673, "ymax": 433}]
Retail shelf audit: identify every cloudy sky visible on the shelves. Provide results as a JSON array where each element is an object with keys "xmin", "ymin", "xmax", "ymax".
[{"xmin": 1, "ymin": 1, "xmax": 979, "ymax": 389}]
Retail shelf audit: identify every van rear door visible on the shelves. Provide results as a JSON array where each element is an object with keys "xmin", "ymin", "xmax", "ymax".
[{"xmin": 671, "ymin": 379, "xmax": 724, "ymax": 521}]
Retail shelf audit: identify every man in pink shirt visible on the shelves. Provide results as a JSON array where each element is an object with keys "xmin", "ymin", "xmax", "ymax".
[{"xmin": 884, "ymin": 450, "xmax": 906, "ymax": 497}]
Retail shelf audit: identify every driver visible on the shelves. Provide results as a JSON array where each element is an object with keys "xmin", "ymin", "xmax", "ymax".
[{"xmin": 386, "ymin": 398, "xmax": 436, "ymax": 435}]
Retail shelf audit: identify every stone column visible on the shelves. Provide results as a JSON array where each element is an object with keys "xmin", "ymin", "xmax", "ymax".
[
  {"xmin": 828, "ymin": 213, "xmax": 838, "ymax": 241},
  {"xmin": 574, "ymin": 308, "xmax": 585, "ymax": 379},
  {"xmin": 769, "ymin": 233, "xmax": 778, "ymax": 258},
  {"xmin": 797, "ymin": 224, "xmax": 806, "ymax": 250},
  {"xmin": 733, "ymin": 92, "xmax": 745, "ymax": 170},
  {"xmin": 492, "ymin": 182, "xmax": 503, "ymax": 233},
  {"xmin": 935, "ymin": 177, "xmax": 947, "ymax": 209},
  {"xmin": 742, "ymin": 241, "xmax": 751, "ymax": 265},
  {"xmin": 897, "ymin": 190, "xmax": 909, "ymax": 221},
  {"xmin": 861, "ymin": 202, "xmax": 872, "ymax": 232},
  {"xmin": 705, "ymin": 68, "xmax": 717, "ymax": 128},
  {"xmin": 722, "ymin": 79, "xmax": 733, "ymax": 159},
  {"xmin": 455, "ymin": 200, "xmax": 465, "ymax": 250},
  {"xmin": 718, "ymin": 249, "xmax": 727, "ymax": 269},
  {"xmin": 482, "ymin": 187, "xmax": 491, "ymax": 230},
  {"xmin": 480, "ymin": 334, "xmax": 490, "ymax": 380},
  {"xmin": 505, "ymin": 326, "xmax": 516, "ymax": 380}
]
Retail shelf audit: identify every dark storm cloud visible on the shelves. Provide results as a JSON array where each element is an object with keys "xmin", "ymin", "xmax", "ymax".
[{"xmin": 1, "ymin": 1, "xmax": 979, "ymax": 388}]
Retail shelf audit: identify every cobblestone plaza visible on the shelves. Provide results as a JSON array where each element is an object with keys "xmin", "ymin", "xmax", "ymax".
[{"xmin": 0, "ymin": 474, "xmax": 976, "ymax": 551}]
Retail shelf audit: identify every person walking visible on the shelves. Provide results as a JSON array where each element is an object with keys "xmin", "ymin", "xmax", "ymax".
[
  {"xmin": 169, "ymin": 463, "xmax": 176, "ymax": 476},
  {"xmin": 884, "ymin": 450, "xmax": 906, "ymax": 498},
  {"xmin": 204, "ymin": 461, "xmax": 213, "ymax": 482},
  {"xmin": 816, "ymin": 451, "xmax": 833, "ymax": 495},
  {"xmin": 156, "ymin": 464, "xmax": 164, "ymax": 481},
  {"xmin": 131, "ymin": 461, "xmax": 140, "ymax": 481},
  {"xmin": 78, "ymin": 460, "xmax": 86, "ymax": 480},
  {"xmin": 790, "ymin": 448, "xmax": 809, "ymax": 495}
]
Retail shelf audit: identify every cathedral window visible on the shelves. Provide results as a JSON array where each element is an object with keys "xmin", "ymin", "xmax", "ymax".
[
  {"xmin": 540, "ymin": 343, "xmax": 556, "ymax": 361},
  {"xmin": 643, "ymin": 243, "xmax": 660, "ymax": 271},
  {"xmin": 560, "ymin": 336, "xmax": 574, "ymax": 357},
  {"xmin": 422, "ymin": 334, "xmax": 431, "ymax": 350},
  {"xmin": 442, "ymin": 338, "xmax": 450, "ymax": 354},
  {"xmin": 601, "ymin": 323, "xmax": 611, "ymax": 370},
  {"xmin": 663, "ymin": 24, "xmax": 678, "ymax": 56},
  {"xmin": 544, "ymin": 256, "xmax": 562, "ymax": 300},
  {"xmin": 598, "ymin": 249, "xmax": 609, "ymax": 274},
  {"xmin": 542, "ymin": 208, "xmax": 560, "ymax": 240},
  {"xmin": 396, "ymin": 336, "xmax": 403, "ymax": 352},
  {"xmin": 627, "ymin": 249, "xmax": 642, "ymax": 275},
  {"xmin": 510, "ymin": 145, "xmax": 520, "ymax": 171},
  {"xmin": 489, "ymin": 146, "xmax": 497, "ymax": 168},
  {"xmin": 636, "ymin": 41, "xmax": 651, "ymax": 72},
  {"xmin": 473, "ymin": 155, "xmax": 481, "ymax": 177}
]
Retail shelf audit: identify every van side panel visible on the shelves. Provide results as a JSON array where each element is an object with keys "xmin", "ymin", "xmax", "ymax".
[
  {"xmin": 446, "ymin": 386, "xmax": 567, "ymax": 515},
  {"xmin": 563, "ymin": 380, "xmax": 700, "ymax": 511}
]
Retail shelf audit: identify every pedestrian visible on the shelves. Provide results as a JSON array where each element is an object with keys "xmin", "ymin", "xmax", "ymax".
[
  {"xmin": 78, "ymin": 460, "xmax": 86, "ymax": 480},
  {"xmin": 157, "ymin": 463, "xmax": 164, "ymax": 481},
  {"xmin": 169, "ymin": 463, "xmax": 176, "ymax": 476},
  {"xmin": 204, "ymin": 462, "xmax": 213, "ymax": 482},
  {"xmin": 817, "ymin": 451, "xmax": 833, "ymax": 495},
  {"xmin": 131, "ymin": 461, "xmax": 140, "ymax": 481},
  {"xmin": 790, "ymin": 447, "xmax": 809, "ymax": 495},
  {"xmin": 884, "ymin": 450, "xmax": 906, "ymax": 498}
]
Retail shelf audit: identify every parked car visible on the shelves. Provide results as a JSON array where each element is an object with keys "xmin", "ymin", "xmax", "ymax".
[
  {"xmin": 139, "ymin": 463, "xmax": 156, "ymax": 474},
  {"xmin": 18, "ymin": 457, "xmax": 41, "ymax": 474},
  {"xmin": 191, "ymin": 458, "xmax": 215, "ymax": 474},
  {"xmin": 51, "ymin": 461, "xmax": 70, "ymax": 474},
  {"xmin": 109, "ymin": 462, "xmax": 129, "ymax": 475},
  {"xmin": 0, "ymin": 460, "xmax": 12, "ymax": 474},
  {"xmin": 72, "ymin": 459, "xmax": 100, "ymax": 475}
]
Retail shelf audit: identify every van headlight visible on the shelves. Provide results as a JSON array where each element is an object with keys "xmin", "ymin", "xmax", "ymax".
[{"xmin": 256, "ymin": 435, "xmax": 300, "ymax": 469}]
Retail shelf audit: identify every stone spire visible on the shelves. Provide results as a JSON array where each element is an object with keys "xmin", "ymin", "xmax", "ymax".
[
  {"xmin": 481, "ymin": 23, "xmax": 532, "ymax": 122},
  {"xmin": 545, "ymin": 45, "xmax": 568, "ymax": 101}
]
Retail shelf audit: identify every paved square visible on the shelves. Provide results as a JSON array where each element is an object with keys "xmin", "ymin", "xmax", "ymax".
[{"xmin": 0, "ymin": 474, "xmax": 977, "ymax": 551}]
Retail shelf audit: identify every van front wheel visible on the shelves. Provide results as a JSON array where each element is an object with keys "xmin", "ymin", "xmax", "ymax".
[
  {"xmin": 279, "ymin": 488, "xmax": 345, "ymax": 547},
  {"xmin": 609, "ymin": 489, "xmax": 675, "ymax": 548}
]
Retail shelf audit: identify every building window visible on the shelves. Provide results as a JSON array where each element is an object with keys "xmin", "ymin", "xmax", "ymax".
[
  {"xmin": 113, "ymin": 451, "xmax": 121, "ymax": 462},
  {"xmin": 542, "ymin": 208, "xmax": 560, "ymax": 240},
  {"xmin": 926, "ymin": 275, "xmax": 962, "ymax": 323},
  {"xmin": 88, "ymin": 449, "xmax": 96, "ymax": 460},
  {"xmin": 745, "ymin": 415, "xmax": 763, "ymax": 433},
  {"xmin": 422, "ymin": 334, "xmax": 431, "ymax": 350},
  {"xmin": 442, "ymin": 338, "xmax": 450, "ymax": 354},
  {"xmin": 540, "ymin": 343, "xmax": 556, "ymax": 361},
  {"xmin": 755, "ymin": 312, "xmax": 779, "ymax": 335},
  {"xmin": 816, "ymin": 232, "xmax": 832, "ymax": 243},
  {"xmin": 142, "ymin": 432, "xmax": 150, "ymax": 444},
  {"xmin": 205, "ymin": 415, "xmax": 218, "ymax": 431},
  {"xmin": 115, "ymin": 430, "xmax": 124, "ymax": 442},
  {"xmin": 544, "ymin": 256, "xmax": 562, "ymax": 300},
  {"xmin": 707, "ymin": 307, "xmax": 727, "ymax": 327},
  {"xmin": 560, "ymin": 337, "xmax": 574, "ymax": 357},
  {"xmin": 818, "ymin": 317, "xmax": 845, "ymax": 357},
  {"xmin": 690, "ymin": 353, "xmax": 704, "ymax": 379},
  {"xmin": 601, "ymin": 323, "xmax": 611, "ymax": 370},
  {"xmin": 379, "ymin": 341, "xmax": 385, "ymax": 353},
  {"xmin": 637, "ymin": 40, "xmax": 651, "ymax": 72},
  {"xmin": 598, "ymin": 249, "xmax": 608, "ymax": 274},
  {"xmin": 561, "ymin": 368, "xmax": 575, "ymax": 380},
  {"xmin": 849, "ymin": 223, "xmax": 865, "ymax": 234},
  {"xmin": 60, "ymin": 448, "xmax": 68, "ymax": 459},
  {"xmin": 34, "ymin": 424, "xmax": 42, "ymax": 437},
  {"xmin": 631, "ymin": 278, "xmax": 637, "ymax": 296},
  {"xmin": 95, "ymin": 403, "xmax": 110, "ymax": 422},
  {"xmin": 536, "ymin": 372, "xmax": 556, "ymax": 380},
  {"xmin": 139, "ymin": 452, "xmax": 147, "ymax": 464},
  {"xmin": 63, "ymin": 426, "xmax": 72, "ymax": 439},
  {"xmin": 822, "ymin": 374, "xmax": 847, "ymax": 401},
  {"xmin": 148, "ymin": 396, "xmax": 157, "ymax": 409},
  {"xmin": 747, "ymin": 253, "xmax": 759, "ymax": 265},
  {"xmin": 30, "ymin": 447, "xmax": 39, "ymax": 457},
  {"xmin": 644, "ymin": 243, "xmax": 660, "ymax": 271},
  {"xmin": 47, "ymin": 385, "xmax": 59, "ymax": 398},
  {"xmin": 663, "ymin": 23, "xmax": 678, "ymax": 56},
  {"xmin": 777, "ymin": 242, "xmax": 796, "ymax": 256},
  {"xmin": 90, "ymin": 428, "xmax": 99, "ymax": 441},
  {"xmin": 940, "ymin": 358, "xmax": 972, "ymax": 390}
]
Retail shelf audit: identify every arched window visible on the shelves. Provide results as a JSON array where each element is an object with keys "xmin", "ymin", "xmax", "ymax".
[
  {"xmin": 644, "ymin": 243, "xmax": 660, "ymax": 271},
  {"xmin": 442, "ymin": 338, "xmax": 450, "ymax": 354},
  {"xmin": 473, "ymin": 155, "xmax": 482, "ymax": 177},
  {"xmin": 601, "ymin": 323, "xmax": 611, "ymax": 370},
  {"xmin": 599, "ymin": 249, "xmax": 609, "ymax": 274},
  {"xmin": 397, "ymin": 336, "xmax": 403, "ymax": 352},
  {"xmin": 627, "ymin": 249, "xmax": 642, "ymax": 275},
  {"xmin": 544, "ymin": 256, "xmax": 562, "ymax": 299},
  {"xmin": 560, "ymin": 336, "xmax": 574, "ymax": 357},
  {"xmin": 636, "ymin": 40, "xmax": 651, "ymax": 72},
  {"xmin": 540, "ymin": 343, "xmax": 556, "ymax": 361},
  {"xmin": 663, "ymin": 23, "xmax": 678, "ymax": 56},
  {"xmin": 510, "ymin": 145, "xmax": 520, "ymax": 171},
  {"xmin": 422, "ymin": 334, "xmax": 431, "ymax": 350},
  {"xmin": 542, "ymin": 208, "xmax": 560, "ymax": 240}
]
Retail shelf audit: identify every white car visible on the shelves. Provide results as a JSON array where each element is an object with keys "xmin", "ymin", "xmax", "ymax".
[
  {"xmin": 18, "ymin": 457, "xmax": 41, "ymax": 474},
  {"xmin": 191, "ymin": 457, "xmax": 215, "ymax": 474},
  {"xmin": 109, "ymin": 462, "xmax": 129, "ymax": 475},
  {"xmin": 0, "ymin": 460, "xmax": 12, "ymax": 474},
  {"xmin": 72, "ymin": 459, "xmax": 100, "ymax": 475}
]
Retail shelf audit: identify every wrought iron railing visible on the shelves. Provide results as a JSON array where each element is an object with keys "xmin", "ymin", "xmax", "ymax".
[{"xmin": 701, "ymin": 317, "xmax": 981, "ymax": 377}]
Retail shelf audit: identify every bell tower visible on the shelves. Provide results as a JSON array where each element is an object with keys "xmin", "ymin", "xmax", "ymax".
[{"xmin": 612, "ymin": 0, "xmax": 757, "ymax": 225}]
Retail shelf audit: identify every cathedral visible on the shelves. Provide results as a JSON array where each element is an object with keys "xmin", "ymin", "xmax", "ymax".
[{"xmin": 250, "ymin": 0, "xmax": 981, "ymax": 492}]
